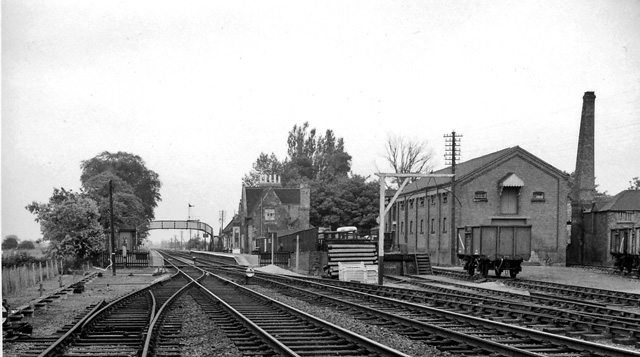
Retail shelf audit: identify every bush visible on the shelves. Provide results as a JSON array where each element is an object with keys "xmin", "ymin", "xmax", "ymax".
[
  {"xmin": 1, "ymin": 250, "xmax": 47, "ymax": 268},
  {"xmin": 2, "ymin": 236, "xmax": 19, "ymax": 250},
  {"xmin": 17, "ymin": 240, "xmax": 35, "ymax": 250}
]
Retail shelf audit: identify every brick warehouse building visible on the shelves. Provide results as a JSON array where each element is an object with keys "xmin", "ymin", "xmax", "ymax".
[
  {"xmin": 238, "ymin": 175, "xmax": 311, "ymax": 253},
  {"xmin": 383, "ymin": 146, "xmax": 571, "ymax": 266},
  {"xmin": 579, "ymin": 190, "xmax": 640, "ymax": 266}
]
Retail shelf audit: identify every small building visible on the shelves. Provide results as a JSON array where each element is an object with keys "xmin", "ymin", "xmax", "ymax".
[
  {"xmin": 220, "ymin": 214, "xmax": 241, "ymax": 252},
  {"xmin": 579, "ymin": 190, "xmax": 640, "ymax": 266},
  {"xmin": 238, "ymin": 175, "xmax": 311, "ymax": 253},
  {"xmin": 383, "ymin": 146, "xmax": 571, "ymax": 266}
]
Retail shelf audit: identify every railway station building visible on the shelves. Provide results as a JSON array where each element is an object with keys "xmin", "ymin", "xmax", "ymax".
[
  {"xmin": 383, "ymin": 146, "xmax": 571, "ymax": 266},
  {"xmin": 238, "ymin": 175, "xmax": 311, "ymax": 253}
]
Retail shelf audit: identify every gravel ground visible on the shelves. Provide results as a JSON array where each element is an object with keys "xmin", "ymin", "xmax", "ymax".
[
  {"xmin": 3, "ymin": 264, "xmax": 639, "ymax": 356},
  {"xmin": 245, "ymin": 284, "xmax": 453, "ymax": 357},
  {"xmin": 2, "ymin": 267, "xmax": 168, "ymax": 357},
  {"xmin": 164, "ymin": 293, "xmax": 243, "ymax": 357}
]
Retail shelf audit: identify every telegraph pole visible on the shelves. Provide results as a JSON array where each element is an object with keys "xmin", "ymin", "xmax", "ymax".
[
  {"xmin": 109, "ymin": 180, "xmax": 116, "ymax": 276},
  {"xmin": 444, "ymin": 131, "xmax": 462, "ymax": 264}
]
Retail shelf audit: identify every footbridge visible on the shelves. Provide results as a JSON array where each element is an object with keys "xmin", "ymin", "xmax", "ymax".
[{"xmin": 147, "ymin": 220, "xmax": 215, "ymax": 237}]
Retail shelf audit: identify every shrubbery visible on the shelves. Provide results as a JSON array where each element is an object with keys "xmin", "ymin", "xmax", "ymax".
[{"xmin": 1, "ymin": 250, "xmax": 48, "ymax": 268}]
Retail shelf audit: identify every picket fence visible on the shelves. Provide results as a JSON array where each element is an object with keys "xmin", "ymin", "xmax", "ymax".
[{"xmin": 1, "ymin": 260, "xmax": 62, "ymax": 296}]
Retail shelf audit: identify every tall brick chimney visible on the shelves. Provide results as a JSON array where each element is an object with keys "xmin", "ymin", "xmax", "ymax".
[
  {"xmin": 568, "ymin": 91, "xmax": 596, "ymax": 265},
  {"xmin": 572, "ymin": 91, "xmax": 596, "ymax": 203},
  {"xmin": 299, "ymin": 183, "xmax": 311, "ymax": 229}
]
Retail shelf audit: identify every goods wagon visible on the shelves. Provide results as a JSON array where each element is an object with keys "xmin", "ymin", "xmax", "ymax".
[
  {"xmin": 456, "ymin": 225, "xmax": 532, "ymax": 278},
  {"xmin": 610, "ymin": 227, "xmax": 640, "ymax": 276}
]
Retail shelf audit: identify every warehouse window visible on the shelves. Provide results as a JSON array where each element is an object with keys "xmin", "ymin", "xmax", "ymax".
[
  {"xmin": 401, "ymin": 221, "xmax": 404, "ymax": 234},
  {"xmin": 431, "ymin": 219, "xmax": 435, "ymax": 233},
  {"xmin": 430, "ymin": 195, "xmax": 436, "ymax": 205},
  {"xmin": 532, "ymin": 191, "xmax": 545, "ymax": 202},
  {"xmin": 442, "ymin": 193, "xmax": 448, "ymax": 204},
  {"xmin": 410, "ymin": 221, "xmax": 413, "ymax": 233},
  {"xmin": 409, "ymin": 199, "xmax": 414, "ymax": 209},
  {"xmin": 474, "ymin": 191, "xmax": 488, "ymax": 202},
  {"xmin": 442, "ymin": 218, "xmax": 447, "ymax": 233},
  {"xmin": 501, "ymin": 187, "xmax": 519, "ymax": 215},
  {"xmin": 499, "ymin": 173, "xmax": 523, "ymax": 215},
  {"xmin": 420, "ymin": 197, "xmax": 425, "ymax": 207},
  {"xmin": 420, "ymin": 219, "xmax": 424, "ymax": 233}
]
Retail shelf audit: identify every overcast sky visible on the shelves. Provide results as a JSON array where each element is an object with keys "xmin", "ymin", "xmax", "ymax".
[{"xmin": 2, "ymin": 0, "xmax": 639, "ymax": 245}]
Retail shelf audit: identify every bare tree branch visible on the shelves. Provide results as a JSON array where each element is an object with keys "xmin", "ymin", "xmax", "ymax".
[{"xmin": 382, "ymin": 133, "xmax": 436, "ymax": 187}]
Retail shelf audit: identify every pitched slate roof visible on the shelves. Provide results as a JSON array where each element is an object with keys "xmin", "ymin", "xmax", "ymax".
[
  {"xmin": 596, "ymin": 190, "xmax": 640, "ymax": 212},
  {"xmin": 245, "ymin": 187, "xmax": 301, "ymax": 215},
  {"xmin": 222, "ymin": 214, "xmax": 240, "ymax": 233},
  {"xmin": 399, "ymin": 146, "xmax": 566, "ymax": 193}
]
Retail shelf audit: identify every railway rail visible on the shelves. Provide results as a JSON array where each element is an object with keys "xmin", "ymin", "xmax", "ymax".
[
  {"xmin": 18, "ymin": 268, "xmax": 192, "ymax": 357},
  {"xmin": 200, "ymin": 262, "xmax": 640, "ymax": 356},
  {"xmin": 431, "ymin": 267, "xmax": 640, "ymax": 307},
  {"xmin": 11, "ymin": 250, "xmax": 640, "ymax": 356},
  {"xmin": 159, "ymin": 250, "xmax": 412, "ymax": 356}
]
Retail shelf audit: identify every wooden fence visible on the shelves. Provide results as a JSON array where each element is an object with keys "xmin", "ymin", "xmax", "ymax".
[
  {"xmin": 1, "ymin": 260, "xmax": 62, "ymax": 295},
  {"xmin": 94, "ymin": 252, "xmax": 149, "ymax": 268},
  {"xmin": 257, "ymin": 252, "xmax": 291, "ymax": 267}
]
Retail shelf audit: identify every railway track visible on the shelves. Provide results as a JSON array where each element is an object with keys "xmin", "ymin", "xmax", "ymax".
[
  {"xmin": 159, "ymin": 250, "xmax": 411, "ymax": 356},
  {"xmin": 20, "ymin": 250, "xmax": 639, "ymax": 356},
  {"xmin": 19, "ymin": 269, "xmax": 191, "ymax": 357},
  {"xmin": 431, "ymin": 266, "xmax": 640, "ymax": 307},
  {"xmin": 207, "ymin": 264, "xmax": 640, "ymax": 356}
]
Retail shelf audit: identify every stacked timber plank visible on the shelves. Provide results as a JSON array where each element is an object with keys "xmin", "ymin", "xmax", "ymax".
[{"xmin": 326, "ymin": 241, "xmax": 377, "ymax": 279}]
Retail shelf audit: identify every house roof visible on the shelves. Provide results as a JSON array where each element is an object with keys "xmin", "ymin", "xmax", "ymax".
[
  {"xmin": 245, "ymin": 187, "xmax": 301, "ymax": 215},
  {"xmin": 596, "ymin": 190, "xmax": 640, "ymax": 212},
  {"xmin": 397, "ymin": 146, "xmax": 567, "ymax": 193},
  {"xmin": 222, "ymin": 214, "xmax": 240, "ymax": 233}
]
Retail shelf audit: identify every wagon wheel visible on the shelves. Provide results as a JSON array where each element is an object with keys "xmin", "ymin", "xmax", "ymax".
[
  {"xmin": 509, "ymin": 270, "xmax": 518, "ymax": 278},
  {"xmin": 466, "ymin": 259, "xmax": 476, "ymax": 276},
  {"xmin": 494, "ymin": 269, "xmax": 503, "ymax": 278},
  {"xmin": 479, "ymin": 262, "xmax": 489, "ymax": 279}
]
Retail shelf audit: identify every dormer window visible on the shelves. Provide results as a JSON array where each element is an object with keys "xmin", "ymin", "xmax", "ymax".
[
  {"xmin": 264, "ymin": 208, "xmax": 275, "ymax": 221},
  {"xmin": 499, "ymin": 173, "xmax": 524, "ymax": 215}
]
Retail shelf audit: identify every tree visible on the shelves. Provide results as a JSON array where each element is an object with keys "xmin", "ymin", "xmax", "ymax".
[
  {"xmin": 26, "ymin": 188, "xmax": 105, "ymax": 267},
  {"xmin": 310, "ymin": 175, "xmax": 378, "ymax": 232},
  {"xmin": 2, "ymin": 235, "xmax": 19, "ymax": 250},
  {"xmin": 242, "ymin": 152, "xmax": 284, "ymax": 187},
  {"xmin": 82, "ymin": 171, "xmax": 146, "ymax": 232},
  {"xmin": 382, "ymin": 133, "xmax": 435, "ymax": 186},
  {"xmin": 629, "ymin": 177, "xmax": 640, "ymax": 190},
  {"xmin": 284, "ymin": 122, "xmax": 352, "ymax": 183},
  {"xmin": 315, "ymin": 130, "xmax": 351, "ymax": 181},
  {"xmin": 80, "ymin": 152, "xmax": 161, "ymax": 222},
  {"xmin": 17, "ymin": 240, "xmax": 35, "ymax": 250}
]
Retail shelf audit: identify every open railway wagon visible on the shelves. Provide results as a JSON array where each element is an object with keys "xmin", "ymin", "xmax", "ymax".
[
  {"xmin": 610, "ymin": 226, "xmax": 640, "ymax": 276},
  {"xmin": 456, "ymin": 225, "xmax": 532, "ymax": 278}
]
